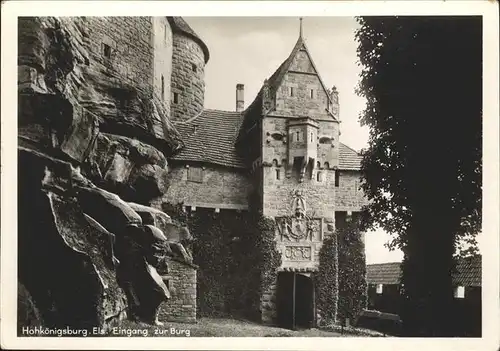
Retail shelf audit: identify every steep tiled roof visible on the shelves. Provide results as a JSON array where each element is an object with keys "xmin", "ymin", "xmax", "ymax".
[
  {"xmin": 367, "ymin": 262, "xmax": 401, "ymax": 285},
  {"xmin": 339, "ymin": 143, "xmax": 362, "ymax": 170},
  {"xmin": 453, "ymin": 255, "xmax": 481, "ymax": 287},
  {"xmin": 266, "ymin": 34, "xmax": 332, "ymax": 107},
  {"xmin": 367, "ymin": 256, "xmax": 482, "ymax": 287},
  {"xmin": 167, "ymin": 17, "xmax": 210, "ymax": 63},
  {"xmin": 171, "ymin": 109, "xmax": 245, "ymax": 169}
]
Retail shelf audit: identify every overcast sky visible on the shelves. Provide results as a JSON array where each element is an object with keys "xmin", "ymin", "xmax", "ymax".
[{"xmin": 185, "ymin": 16, "xmax": 404, "ymax": 264}]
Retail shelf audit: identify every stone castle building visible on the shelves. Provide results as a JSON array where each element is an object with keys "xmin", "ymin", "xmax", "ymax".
[
  {"xmin": 159, "ymin": 18, "xmax": 366, "ymax": 326},
  {"xmin": 17, "ymin": 16, "xmax": 365, "ymax": 330}
]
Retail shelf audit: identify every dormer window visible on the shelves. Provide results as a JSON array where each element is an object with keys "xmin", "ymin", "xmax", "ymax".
[{"xmin": 192, "ymin": 63, "xmax": 197, "ymax": 72}]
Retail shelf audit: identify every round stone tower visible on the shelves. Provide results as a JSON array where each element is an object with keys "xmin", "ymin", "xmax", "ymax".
[{"xmin": 167, "ymin": 17, "xmax": 210, "ymax": 123}]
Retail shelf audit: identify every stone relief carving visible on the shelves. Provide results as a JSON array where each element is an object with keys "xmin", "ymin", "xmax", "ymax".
[
  {"xmin": 291, "ymin": 189, "xmax": 306, "ymax": 218},
  {"xmin": 284, "ymin": 246, "xmax": 312, "ymax": 261},
  {"xmin": 277, "ymin": 189, "xmax": 320, "ymax": 242}
]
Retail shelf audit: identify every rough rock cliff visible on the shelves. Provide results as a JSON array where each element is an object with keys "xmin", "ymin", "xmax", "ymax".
[{"xmin": 17, "ymin": 17, "xmax": 191, "ymax": 332}]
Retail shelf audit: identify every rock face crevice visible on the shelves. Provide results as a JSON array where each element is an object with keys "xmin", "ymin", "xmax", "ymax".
[{"xmin": 17, "ymin": 16, "xmax": 194, "ymax": 332}]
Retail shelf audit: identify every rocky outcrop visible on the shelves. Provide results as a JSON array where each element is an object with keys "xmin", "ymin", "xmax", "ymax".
[{"xmin": 17, "ymin": 16, "xmax": 193, "ymax": 331}]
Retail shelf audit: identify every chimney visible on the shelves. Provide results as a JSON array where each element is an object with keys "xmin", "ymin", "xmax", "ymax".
[{"xmin": 236, "ymin": 84, "xmax": 244, "ymax": 112}]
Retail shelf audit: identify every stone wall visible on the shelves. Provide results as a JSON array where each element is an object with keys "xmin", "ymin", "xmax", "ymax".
[
  {"xmin": 262, "ymin": 117, "xmax": 340, "ymax": 175},
  {"xmin": 335, "ymin": 171, "xmax": 366, "ymax": 211},
  {"xmin": 262, "ymin": 165, "xmax": 337, "ymax": 219},
  {"xmin": 152, "ymin": 17, "xmax": 173, "ymax": 112},
  {"xmin": 85, "ymin": 17, "xmax": 154, "ymax": 93},
  {"xmin": 158, "ymin": 259, "xmax": 197, "ymax": 323},
  {"xmin": 275, "ymin": 72, "xmax": 330, "ymax": 119},
  {"xmin": 170, "ymin": 34, "xmax": 206, "ymax": 122},
  {"xmin": 162, "ymin": 164, "xmax": 251, "ymax": 210}
]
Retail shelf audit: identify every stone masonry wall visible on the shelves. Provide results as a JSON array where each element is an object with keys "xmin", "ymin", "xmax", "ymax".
[
  {"xmin": 85, "ymin": 17, "xmax": 154, "ymax": 94},
  {"xmin": 162, "ymin": 164, "xmax": 251, "ymax": 210},
  {"xmin": 170, "ymin": 34, "xmax": 205, "ymax": 122},
  {"xmin": 262, "ymin": 117, "xmax": 339, "ymax": 170},
  {"xmin": 274, "ymin": 72, "xmax": 330, "ymax": 119},
  {"xmin": 152, "ymin": 17, "xmax": 173, "ymax": 112},
  {"xmin": 158, "ymin": 258, "xmax": 197, "ymax": 323},
  {"xmin": 272, "ymin": 45, "xmax": 332, "ymax": 119},
  {"xmin": 335, "ymin": 170, "xmax": 367, "ymax": 211}
]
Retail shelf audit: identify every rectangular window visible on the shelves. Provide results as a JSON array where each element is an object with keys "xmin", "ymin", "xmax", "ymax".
[
  {"xmin": 335, "ymin": 171, "xmax": 340, "ymax": 187},
  {"xmin": 276, "ymin": 169, "xmax": 281, "ymax": 180},
  {"xmin": 310, "ymin": 89, "xmax": 314, "ymax": 99},
  {"xmin": 102, "ymin": 43, "xmax": 112, "ymax": 59},
  {"xmin": 173, "ymin": 92, "xmax": 179, "ymax": 104},
  {"xmin": 289, "ymin": 87, "xmax": 294, "ymax": 97},
  {"xmin": 192, "ymin": 63, "xmax": 197, "ymax": 72},
  {"xmin": 376, "ymin": 284, "xmax": 383, "ymax": 294},
  {"xmin": 454, "ymin": 286, "xmax": 465, "ymax": 299},
  {"xmin": 187, "ymin": 167, "xmax": 203, "ymax": 183}
]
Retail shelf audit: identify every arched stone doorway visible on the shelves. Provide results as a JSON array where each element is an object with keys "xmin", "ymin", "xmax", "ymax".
[{"xmin": 276, "ymin": 271, "xmax": 315, "ymax": 330}]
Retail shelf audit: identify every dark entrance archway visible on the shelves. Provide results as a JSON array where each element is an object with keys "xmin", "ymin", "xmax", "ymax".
[{"xmin": 276, "ymin": 272, "xmax": 315, "ymax": 330}]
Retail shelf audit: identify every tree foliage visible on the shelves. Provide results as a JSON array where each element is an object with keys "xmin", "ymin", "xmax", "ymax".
[
  {"xmin": 161, "ymin": 203, "xmax": 281, "ymax": 320},
  {"xmin": 315, "ymin": 235, "xmax": 338, "ymax": 325},
  {"xmin": 355, "ymin": 16, "xmax": 482, "ymax": 336},
  {"xmin": 337, "ymin": 220, "xmax": 367, "ymax": 324}
]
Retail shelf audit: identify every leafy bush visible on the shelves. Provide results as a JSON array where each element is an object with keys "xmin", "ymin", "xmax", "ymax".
[
  {"xmin": 161, "ymin": 203, "xmax": 281, "ymax": 320},
  {"xmin": 315, "ymin": 235, "xmax": 338, "ymax": 325},
  {"xmin": 337, "ymin": 220, "xmax": 367, "ymax": 324}
]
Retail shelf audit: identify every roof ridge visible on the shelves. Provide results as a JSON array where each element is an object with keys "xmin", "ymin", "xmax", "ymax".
[
  {"xmin": 204, "ymin": 108, "xmax": 243, "ymax": 115},
  {"xmin": 267, "ymin": 36, "xmax": 304, "ymax": 92},
  {"xmin": 340, "ymin": 142, "xmax": 361, "ymax": 155},
  {"xmin": 174, "ymin": 110, "xmax": 204, "ymax": 125}
]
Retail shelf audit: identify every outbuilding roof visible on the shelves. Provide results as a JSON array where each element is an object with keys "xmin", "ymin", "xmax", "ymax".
[{"xmin": 366, "ymin": 256, "xmax": 482, "ymax": 287}]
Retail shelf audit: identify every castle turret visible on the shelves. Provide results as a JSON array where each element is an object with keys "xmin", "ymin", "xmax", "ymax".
[{"xmin": 168, "ymin": 17, "xmax": 210, "ymax": 123}]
